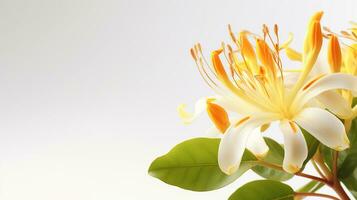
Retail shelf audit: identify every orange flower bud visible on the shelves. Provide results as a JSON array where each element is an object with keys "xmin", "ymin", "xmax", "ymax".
[{"xmin": 327, "ymin": 35, "xmax": 342, "ymax": 73}]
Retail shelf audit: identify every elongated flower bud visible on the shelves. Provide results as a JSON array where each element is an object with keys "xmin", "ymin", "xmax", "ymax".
[
  {"xmin": 303, "ymin": 12, "xmax": 323, "ymax": 57},
  {"xmin": 256, "ymin": 39, "xmax": 276, "ymax": 77},
  {"xmin": 327, "ymin": 35, "xmax": 342, "ymax": 73},
  {"xmin": 290, "ymin": 12, "xmax": 323, "ymax": 99},
  {"xmin": 239, "ymin": 32, "xmax": 259, "ymax": 74}
]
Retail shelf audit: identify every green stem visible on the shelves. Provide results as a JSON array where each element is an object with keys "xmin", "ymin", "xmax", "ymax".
[{"xmin": 312, "ymin": 159, "xmax": 327, "ymax": 180}]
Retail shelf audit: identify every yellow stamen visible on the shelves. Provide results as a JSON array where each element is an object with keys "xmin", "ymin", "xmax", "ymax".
[{"xmin": 279, "ymin": 33, "xmax": 294, "ymax": 50}]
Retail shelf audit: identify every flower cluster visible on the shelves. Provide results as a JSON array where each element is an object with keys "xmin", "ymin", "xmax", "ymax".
[
  {"xmin": 150, "ymin": 12, "xmax": 357, "ymax": 200},
  {"xmin": 179, "ymin": 12, "xmax": 357, "ymax": 174}
]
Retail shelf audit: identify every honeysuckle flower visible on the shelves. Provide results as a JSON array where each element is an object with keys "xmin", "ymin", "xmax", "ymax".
[{"xmin": 178, "ymin": 11, "xmax": 357, "ymax": 175}]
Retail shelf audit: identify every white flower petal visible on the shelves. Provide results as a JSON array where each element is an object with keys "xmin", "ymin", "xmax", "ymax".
[
  {"xmin": 218, "ymin": 117, "xmax": 273, "ymax": 175},
  {"xmin": 283, "ymin": 72, "xmax": 300, "ymax": 88},
  {"xmin": 295, "ymin": 73, "xmax": 357, "ymax": 109},
  {"xmin": 279, "ymin": 120, "xmax": 308, "ymax": 173},
  {"xmin": 177, "ymin": 97, "xmax": 207, "ymax": 124},
  {"xmin": 215, "ymin": 95, "xmax": 262, "ymax": 115},
  {"xmin": 312, "ymin": 44, "xmax": 330, "ymax": 75},
  {"xmin": 177, "ymin": 94, "xmax": 262, "ymax": 125},
  {"xmin": 294, "ymin": 107, "xmax": 350, "ymax": 151},
  {"xmin": 316, "ymin": 91, "xmax": 353, "ymax": 119},
  {"xmin": 246, "ymin": 129, "xmax": 269, "ymax": 159}
]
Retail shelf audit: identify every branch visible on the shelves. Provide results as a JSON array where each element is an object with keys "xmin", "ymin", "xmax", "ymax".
[
  {"xmin": 295, "ymin": 192, "xmax": 339, "ymax": 200},
  {"xmin": 257, "ymin": 161, "xmax": 330, "ymax": 184},
  {"xmin": 296, "ymin": 172, "xmax": 330, "ymax": 185}
]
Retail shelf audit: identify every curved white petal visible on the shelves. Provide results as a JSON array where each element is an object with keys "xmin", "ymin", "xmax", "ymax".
[
  {"xmin": 177, "ymin": 94, "xmax": 263, "ymax": 125},
  {"xmin": 294, "ymin": 107, "xmax": 350, "ymax": 151},
  {"xmin": 218, "ymin": 117, "xmax": 273, "ymax": 175},
  {"xmin": 315, "ymin": 91, "xmax": 353, "ymax": 119},
  {"xmin": 246, "ymin": 129, "xmax": 269, "ymax": 159},
  {"xmin": 279, "ymin": 120, "xmax": 308, "ymax": 173},
  {"xmin": 218, "ymin": 124, "xmax": 251, "ymax": 175},
  {"xmin": 177, "ymin": 97, "xmax": 208, "ymax": 124},
  {"xmin": 295, "ymin": 73, "xmax": 357, "ymax": 109}
]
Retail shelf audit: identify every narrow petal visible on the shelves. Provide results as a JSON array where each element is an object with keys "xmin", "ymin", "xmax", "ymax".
[
  {"xmin": 295, "ymin": 73, "xmax": 357, "ymax": 109},
  {"xmin": 177, "ymin": 97, "xmax": 207, "ymax": 124},
  {"xmin": 315, "ymin": 91, "xmax": 353, "ymax": 119},
  {"xmin": 218, "ymin": 117, "xmax": 273, "ymax": 175},
  {"xmin": 279, "ymin": 120, "xmax": 308, "ymax": 173},
  {"xmin": 294, "ymin": 107, "xmax": 350, "ymax": 151},
  {"xmin": 246, "ymin": 129, "xmax": 269, "ymax": 159},
  {"xmin": 214, "ymin": 94, "xmax": 263, "ymax": 115}
]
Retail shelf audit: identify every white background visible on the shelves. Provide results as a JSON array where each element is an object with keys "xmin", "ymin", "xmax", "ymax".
[{"xmin": 0, "ymin": 0, "xmax": 356, "ymax": 199}]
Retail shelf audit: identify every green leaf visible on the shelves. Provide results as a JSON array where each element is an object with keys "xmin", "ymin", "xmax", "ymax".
[
  {"xmin": 301, "ymin": 128, "xmax": 319, "ymax": 167},
  {"xmin": 229, "ymin": 180, "xmax": 294, "ymax": 200},
  {"xmin": 339, "ymin": 118, "xmax": 357, "ymax": 178},
  {"xmin": 338, "ymin": 116, "xmax": 357, "ymax": 198},
  {"xmin": 148, "ymin": 138, "xmax": 256, "ymax": 191},
  {"xmin": 252, "ymin": 137, "xmax": 293, "ymax": 181},
  {"xmin": 320, "ymin": 144, "xmax": 333, "ymax": 169},
  {"xmin": 340, "ymin": 174, "xmax": 357, "ymax": 198}
]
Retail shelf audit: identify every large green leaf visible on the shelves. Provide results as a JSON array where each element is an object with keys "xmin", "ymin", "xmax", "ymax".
[
  {"xmin": 148, "ymin": 138, "xmax": 256, "ymax": 191},
  {"xmin": 338, "ymin": 117, "xmax": 357, "ymax": 198},
  {"xmin": 229, "ymin": 180, "xmax": 294, "ymax": 200},
  {"xmin": 252, "ymin": 137, "xmax": 293, "ymax": 181}
]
